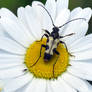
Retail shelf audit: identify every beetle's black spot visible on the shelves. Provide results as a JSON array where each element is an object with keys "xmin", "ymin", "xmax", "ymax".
[
  {"xmin": 47, "ymin": 38, "xmax": 49, "ymax": 42},
  {"xmin": 53, "ymin": 48, "xmax": 56, "ymax": 52},
  {"xmin": 44, "ymin": 53, "xmax": 52, "ymax": 61},
  {"xmin": 46, "ymin": 45, "xmax": 49, "ymax": 50}
]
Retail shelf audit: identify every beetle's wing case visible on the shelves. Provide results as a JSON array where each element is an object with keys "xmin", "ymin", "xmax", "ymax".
[
  {"xmin": 45, "ymin": 36, "xmax": 53, "ymax": 55},
  {"xmin": 52, "ymin": 39, "xmax": 59, "ymax": 49},
  {"xmin": 45, "ymin": 36, "xmax": 59, "ymax": 55},
  {"xmin": 50, "ymin": 39, "xmax": 59, "ymax": 55}
]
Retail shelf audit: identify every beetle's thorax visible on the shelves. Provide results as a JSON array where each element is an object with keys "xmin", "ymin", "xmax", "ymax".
[{"xmin": 51, "ymin": 27, "xmax": 59, "ymax": 39}]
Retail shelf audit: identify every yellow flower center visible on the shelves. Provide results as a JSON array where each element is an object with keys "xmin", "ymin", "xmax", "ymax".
[{"xmin": 25, "ymin": 39, "xmax": 69, "ymax": 79}]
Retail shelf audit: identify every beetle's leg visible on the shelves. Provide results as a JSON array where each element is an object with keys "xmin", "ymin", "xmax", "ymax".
[
  {"xmin": 60, "ymin": 41, "xmax": 68, "ymax": 51},
  {"xmin": 36, "ymin": 29, "xmax": 50, "ymax": 42},
  {"xmin": 53, "ymin": 48, "xmax": 60, "ymax": 78},
  {"xmin": 42, "ymin": 29, "xmax": 50, "ymax": 35},
  {"xmin": 53, "ymin": 48, "xmax": 59, "ymax": 55},
  {"xmin": 59, "ymin": 33, "xmax": 75, "ymax": 38},
  {"xmin": 41, "ymin": 34, "xmax": 49, "ymax": 42},
  {"xmin": 30, "ymin": 44, "xmax": 46, "ymax": 67},
  {"xmin": 36, "ymin": 34, "xmax": 49, "ymax": 42},
  {"xmin": 60, "ymin": 41, "xmax": 74, "ymax": 57}
]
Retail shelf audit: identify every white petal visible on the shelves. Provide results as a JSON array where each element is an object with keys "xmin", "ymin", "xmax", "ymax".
[
  {"xmin": 45, "ymin": 0, "xmax": 56, "ymax": 21},
  {"xmin": 55, "ymin": 9, "xmax": 70, "ymax": 27},
  {"xmin": 0, "ymin": 37, "xmax": 26, "ymax": 54},
  {"xmin": 3, "ymin": 73, "xmax": 33, "ymax": 92},
  {"xmin": 56, "ymin": 0, "xmax": 69, "ymax": 17},
  {"xmin": 17, "ymin": 7, "xmax": 36, "ymax": 42},
  {"xmin": 0, "ymin": 8, "xmax": 17, "ymax": 21},
  {"xmin": 69, "ymin": 34, "xmax": 92, "ymax": 49},
  {"xmin": 49, "ymin": 78, "xmax": 77, "ymax": 92},
  {"xmin": 47, "ymin": 80, "xmax": 65, "ymax": 92},
  {"xmin": 0, "ymin": 25, "xmax": 6, "ymax": 36},
  {"xmin": 71, "ymin": 43, "xmax": 92, "ymax": 53},
  {"xmin": 62, "ymin": 72, "xmax": 92, "ymax": 92},
  {"xmin": 69, "ymin": 34, "xmax": 92, "ymax": 52},
  {"xmin": 69, "ymin": 61, "xmax": 92, "ymax": 80},
  {"xmin": 32, "ymin": 1, "xmax": 45, "ymax": 28},
  {"xmin": 0, "ymin": 17, "xmax": 32, "ymax": 47},
  {"xmin": 0, "ymin": 65, "xmax": 26, "ymax": 79},
  {"xmin": 0, "ymin": 57, "xmax": 23, "ymax": 65},
  {"xmin": 63, "ymin": 21, "xmax": 88, "ymax": 47},
  {"xmin": 17, "ymin": 7, "xmax": 26, "ymax": 26},
  {"xmin": 14, "ymin": 85, "xmax": 28, "ymax": 92},
  {"xmin": 46, "ymin": 81, "xmax": 53, "ymax": 92},
  {"xmin": 58, "ymin": 79, "xmax": 77, "ymax": 92},
  {"xmin": 32, "ymin": 1, "xmax": 48, "ymax": 28},
  {"xmin": 62, "ymin": 8, "xmax": 92, "ymax": 45},
  {"xmin": 32, "ymin": 1, "xmax": 53, "ymax": 31},
  {"xmin": 56, "ymin": 0, "xmax": 69, "ymax": 11},
  {"xmin": 68, "ymin": 66, "xmax": 92, "ymax": 81},
  {"xmin": 82, "ymin": 8, "xmax": 92, "ymax": 22},
  {"xmin": 0, "ymin": 8, "xmax": 33, "ymax": 42},
  {"xmin": 70, "ymin": 49, "xmax": 92, "ymax": 60},
  {"xmin": 24, "ymin": 5, "xmax": 42, "ymax": 39},
  {"xmin": 70, "ymin": 7, "xmax": 82, "ymax": 18},
  {"xmin": 0, "ymin": 54, "xmax": 23, "ymax": 59},
  {"xmin": 18, "ymin": 5, "xmax": 42, "ymax": 39},
  {"xmin": 25, "ymin": 78, "xmax": 46, "ymax": 92},
  {"xmin": 68, "ymin": 67, "xmax": 92, "ymax": 81},
  {"xmin": 70, "ymin": 7, "xmax": 92, "ymax": 22},
  {"xmin": 0, "ymin": 63, "xmax": 22, "ymax": 69}
]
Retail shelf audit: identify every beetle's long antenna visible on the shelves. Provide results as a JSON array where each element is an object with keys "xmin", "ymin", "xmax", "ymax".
[
  {"xmin": 38, "ymin": 4, "xmax": 55, "ymax": 27},
  {"xmin": 58, "ymin": 18, "xmax": 86, "ymax": 28}
]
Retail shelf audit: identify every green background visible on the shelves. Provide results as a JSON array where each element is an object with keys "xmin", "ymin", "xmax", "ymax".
[{"xmin": 0, "ymin": 0, "xmax": 92, "ymax": 84}]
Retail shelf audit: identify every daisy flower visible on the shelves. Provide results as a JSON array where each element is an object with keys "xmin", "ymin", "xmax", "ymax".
[{"xmin": 0, "ymin": 0, "xmax": 92, "ymax": 92}]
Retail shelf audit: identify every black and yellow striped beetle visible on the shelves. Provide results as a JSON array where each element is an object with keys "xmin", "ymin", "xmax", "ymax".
[{"xmin": 31, "ymin": 4, "xmax": 86, "ymax": 77}]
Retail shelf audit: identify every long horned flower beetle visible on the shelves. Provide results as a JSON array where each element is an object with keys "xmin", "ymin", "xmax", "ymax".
[{"xmin": 30, "ymin": 4, "xmax": 86, "ymax": 77}]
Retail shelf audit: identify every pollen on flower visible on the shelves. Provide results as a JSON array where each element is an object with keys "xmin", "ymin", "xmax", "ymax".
[{"xmin": 24, "ymin": 39, "xmax": 69, "ymax": 79}]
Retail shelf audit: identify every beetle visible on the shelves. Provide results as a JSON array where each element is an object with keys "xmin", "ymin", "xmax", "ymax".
[{"xmin": 30, "ymin": 4, "xmax": 86, "ymax": 77}]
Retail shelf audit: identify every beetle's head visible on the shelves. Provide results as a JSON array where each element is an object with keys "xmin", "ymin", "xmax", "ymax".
[{"xmin": 52, "ymin": 27, "xmax": 59, "ymax": 32}]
